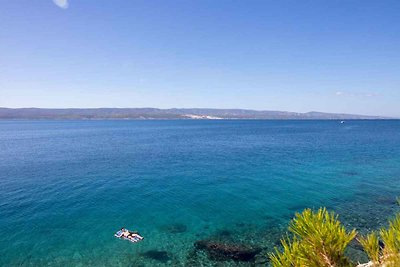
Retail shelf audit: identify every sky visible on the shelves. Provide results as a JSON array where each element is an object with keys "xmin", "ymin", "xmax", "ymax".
[{"xmin": 0, "ymin": 1, "xmax": 399, "ymax": 116}]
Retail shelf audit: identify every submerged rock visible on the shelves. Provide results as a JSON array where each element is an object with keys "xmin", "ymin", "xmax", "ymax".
[
  {"xmin": 140, "ymin": 250, "xmax": 171, "ymax": 263},
  {"xmin": 160, "ymin": 223, "xmax": 187, "ymax": 234},
  {"xmin": 347, "ymin": 237, "xmax": 369, "ymax": 264},
  {"xmin": 376, "ymin": 196, "xmax": 397, "ymax": 206},
  {"xmin": 194, "ymin": 240, "xmax": 261, "ymax": 262},
  {"xmin": 254, "ymin": 254, "xmax": 269, "ymax": 265}
]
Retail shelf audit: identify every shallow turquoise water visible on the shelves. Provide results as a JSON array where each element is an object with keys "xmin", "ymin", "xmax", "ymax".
[{"xmin": 1, "ymin": 120, "xmax": 400, "ymax": 266}]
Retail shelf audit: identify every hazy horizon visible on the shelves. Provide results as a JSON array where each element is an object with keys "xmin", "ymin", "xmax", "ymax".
[
  {"xmin": 0, "ymin": 106, "xmax": 396, "ymax": 118},
  {"xmin": 0, "ymin": 106, "xmax": 395, "ymax": 118},
  {"xmin": 1, "ymin": 1, "xmax": 400, "ymax": 117}
]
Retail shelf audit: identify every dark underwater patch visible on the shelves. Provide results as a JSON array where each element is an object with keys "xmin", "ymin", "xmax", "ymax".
[
  {"xmin": 194, "ymin": 239, "xmax": 261, "ymax": 262},
  {"xmin": 160, "ymin": 223, "xmax": 187, "ymax": 234},
  {"xmin": 140, "ymin": 250, "xmax": 171, "ymax": 263},
  {"xmin": 343, "ymin": 171, "xmax": 359, "ymax": 176}
]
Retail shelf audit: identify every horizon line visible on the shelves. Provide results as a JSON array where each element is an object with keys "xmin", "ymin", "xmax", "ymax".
[{"xmin": 0, "ymin": 106, "xmax": 395, "ymax": 118}]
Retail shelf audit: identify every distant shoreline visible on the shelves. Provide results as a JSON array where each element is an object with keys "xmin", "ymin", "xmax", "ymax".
[
  {"xmin": 0, "ymin": 118, "xmax": 398, "ymax": 121},
  {"xmin": 0, "ymin": 107, "xmax": 394, "ymax": 120}
]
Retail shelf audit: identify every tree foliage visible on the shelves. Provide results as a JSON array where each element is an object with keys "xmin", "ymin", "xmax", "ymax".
[
  {"xmin": 359, "ymin": 214, "xmax": 400, "ymax": 266},
  {"xmin": 269, "ymin": 208, "xmax": 356, "ymax": 267},
  {"xmin": 270, "ymin": 207, "xmax": 400, "ymax": 267},
  {"xmin": 358, "ymin": 232, "xmax": 380, "ymax": 263}
]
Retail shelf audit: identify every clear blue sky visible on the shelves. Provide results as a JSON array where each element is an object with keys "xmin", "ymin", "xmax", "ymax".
[{"xmin": 1, "ymin": 0, "xmax": 399, "ymax": 116}]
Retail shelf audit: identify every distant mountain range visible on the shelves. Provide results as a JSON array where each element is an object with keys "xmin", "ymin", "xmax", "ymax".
[{"xmin": 0, "ymin": 108, "xmax": 392, "ymax": 120}]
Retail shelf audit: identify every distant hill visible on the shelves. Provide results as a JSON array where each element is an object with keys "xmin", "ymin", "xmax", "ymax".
[{"xmin": 0, "ymin": 108, "xmax": 391, "ymax": 120}]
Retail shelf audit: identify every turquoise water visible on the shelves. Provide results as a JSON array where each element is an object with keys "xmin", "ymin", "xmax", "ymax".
[{"xmin": 1, "ymin": 120, "xmax": 400, "ymax": 266}]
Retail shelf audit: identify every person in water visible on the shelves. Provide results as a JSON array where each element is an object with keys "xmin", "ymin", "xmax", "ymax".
[
  {"xmin": 130, "ymin": 233, "xmax": 143, "ymax": 240},
  {"xmin": 123, "ymin": 231, "xmax": 130, "ymax": 237},
  {"xmin": 119, "ymin": 228, "xmax": 143, "ymax": 240}
]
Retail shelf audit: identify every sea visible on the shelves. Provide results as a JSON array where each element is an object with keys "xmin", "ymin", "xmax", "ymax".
[{"xmin": 1, "ymin": 120, "xmax": 399, "ymax": 266}]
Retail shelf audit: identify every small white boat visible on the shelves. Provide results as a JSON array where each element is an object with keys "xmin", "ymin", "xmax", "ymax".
[
  {"xmin": 115, "ymin": 228, "xmax": 144, "ymax": 243},
  {"xmin": 340, "ymin": 121, "xmax": 345, "ymax": 124}
]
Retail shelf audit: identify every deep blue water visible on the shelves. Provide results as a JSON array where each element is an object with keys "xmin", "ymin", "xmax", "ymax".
[{"xmin": 1, "ymin": 120, "xmax": 400, "ymax": 266}]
